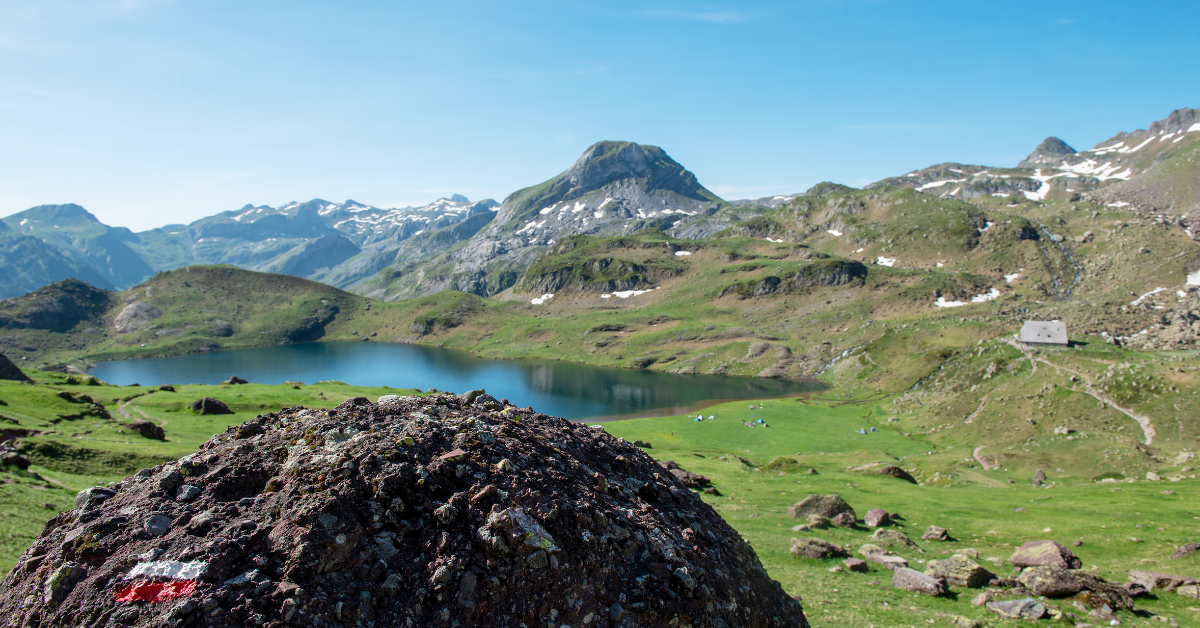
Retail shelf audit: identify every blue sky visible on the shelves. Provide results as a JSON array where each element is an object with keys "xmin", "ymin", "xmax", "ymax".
[{"xmin": 2, "ymin": 0, "xmax": 1196, "ymax": 230}]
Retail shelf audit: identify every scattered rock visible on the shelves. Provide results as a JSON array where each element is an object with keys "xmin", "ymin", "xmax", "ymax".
[
  {"xmin": 1171, "ymin": 543, "xmax": 1200, "ymax": 559},
  {"xmin": 922, "ymin": 525, "xmax": 950, "ymax": 542},
  {"xmin": 792, "ymin": 513, "xmax": 831, "ymax": 532},
  {"xmin": 844, "ymin": 558, "xmax": 868, "ymax": 573},
  {"xmin": 925, "ymin": 554, "xmax": 995, "ymax": 588},
  {"xmin": 0, "ymin": 395, "xmax": 811, "ymax": 627},
  {"xmin": 859, "ymin": 544, "xmax": 908, "ymax": 570},
  {"xmin": 460, "ymin": 389, "xmax": 485, "ymax": 404},
  {"xmin": 143, "ymin": 514, "xmax": 171, "ymax": 536},
  {"xmin": 877, "ymin": 465, "xmax": 916, "ymax": 484},
  {"xmin": 631, "ymin": 440, "xmax": 652, "ymax": 449},
  {"xmin": 788, "ymin": 494, "xmax": 855, "ymax": 520},
  {"xmin": 1146, "ymin": 471, "xmax": 1161, "ymax": 481},
  {"xmin": 1178, "ymin": 584, "xmax": 1200, "ymax": 599},
  {"xmin": 659, "ymin": 460, "xmax": 711, "ymax": 489},
  {"xmin": 892, "ymin": 567, "xmax": 947, "ymax": 596},
  {"xmin": 124, "ymin": 420, "xmax": 164, "ymax": 440},
  {"xmin": 869, "ymin": 529, "xmax": 923, "ymax": 553},
  {"xmin": 863, "ymin": 508, "xmax": 890, "ymax": 527},
  {"xmin": 1032, "ymin": 469, "xmax": 1046, "ymax": 486},
  {"xmin": 830, "ymin": 512, "xmax": 857, "ymax": 528},
  {"xmin": 790, "ymin": 537, "xmax": 849, "ymax": 559},
  {"xmin": 1127, "ymin": 570, "xmax": 1200, "ymax": 592},
  {"xmin": 190, "ymin": 397, "xmax": 232, "ymax": 415},
  {"xmin": 986, "ymin": 597, "xmax": 1046, "ymax": 620},
  {"xmin": 158, "ymin": 385, "xmax": 175, "ymax": 392},
  {"xmin": 1018, "ymin": 564, "xmax": 1083, "ymax": 597},
  {"xmin": 946, "ymin": 615, "xmax": 980, "ymax": 628},
  {"xmin": 223, "ymin": 376, "xmax": 248, "ymax": 385},
  {"xmin": 1010, "ymin": 540, "xmax": 1082, "ymax": 569}
]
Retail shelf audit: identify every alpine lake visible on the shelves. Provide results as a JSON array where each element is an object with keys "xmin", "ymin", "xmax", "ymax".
[{"xmin": 89, "ymin": 341, "xmax": 824, "ymax": 420}]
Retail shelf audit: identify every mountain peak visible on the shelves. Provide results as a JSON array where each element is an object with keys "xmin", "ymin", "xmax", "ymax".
[
  {"xmin": 564, "ymin": 141, "xmax": 669, "ymax": 191},
  {"xmin": 8, "ymin": 203, "xmax": 101, "ymax": 225},
  {"xmin": 449, "ymin": 193, "xmax": 469, "ymax": 203},
  {"xmin": 1017, "ymin": 136, "xmax": 1077, "ymax": 168}
]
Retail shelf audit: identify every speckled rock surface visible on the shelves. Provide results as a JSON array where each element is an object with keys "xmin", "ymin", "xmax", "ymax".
[{"xmin": 0, "ymin": 394, "xmax": 808, "ymax": 628}]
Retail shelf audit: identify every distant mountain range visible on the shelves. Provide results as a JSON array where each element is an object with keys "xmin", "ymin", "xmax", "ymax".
[{"xmin": 2, "ymin": 107, "xmax": 1197, "ymax": 299}]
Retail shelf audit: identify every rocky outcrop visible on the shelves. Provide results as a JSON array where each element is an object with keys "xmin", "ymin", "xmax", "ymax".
[
  {"xmin": 0, "ymin": 395, "xmax": 810, "ymax": 627},
  {"xmin": 112, "ymin": 302, "xmax": 162, "ymax": 333},
  {"xmin": 720, "ymin": 260, "xmax": 868, "ymax": 299},
  {"xmin": 878, "ymin": 465, "xmax": 917, "ymax": 484},
  {"xmin": 0, "ymin": 353, "xmax": 32, "ymax": 382},
  {"xmin": 286, "ymin": 304, "xmax": 339, "ymax": 343}
]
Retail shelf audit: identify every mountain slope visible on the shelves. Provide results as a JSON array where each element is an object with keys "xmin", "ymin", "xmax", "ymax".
[
  {"xmin": 2, "ymin": 204, "xmax": 154, "ymax": 290},
  {"xmin": 0, "ymin": 227, "xmax": 116, "ymax": 298}
]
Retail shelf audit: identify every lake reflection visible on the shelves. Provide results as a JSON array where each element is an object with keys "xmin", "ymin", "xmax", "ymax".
[{"xmin": 90, "ymin": 341, "xmax": 823, "ymax": 420}]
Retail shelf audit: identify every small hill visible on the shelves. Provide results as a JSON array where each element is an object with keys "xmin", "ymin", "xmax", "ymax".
[{"xmin": 0, "ymin": 267, "xmax": 413, "ymax": 370}]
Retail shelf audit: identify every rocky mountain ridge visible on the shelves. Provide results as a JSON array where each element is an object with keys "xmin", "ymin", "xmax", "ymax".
[
  {"xmin": 0, "ymin": 196, "xmax": 497, "ymax": 298},
  {"xmin": 4, "ymin": 107, "xmax": 1197, "ymax": 301},
  {"xmin": 870, "ymin": 108, "xmax": 1200, "ymax": 216}
]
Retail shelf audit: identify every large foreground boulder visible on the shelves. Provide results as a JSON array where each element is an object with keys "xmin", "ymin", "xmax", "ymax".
[
  {"xmin": 788, "ymin": 494, "xmax": 855, "ymax": 520},
  {"xmin": 0, "ymin": 395, "xmax": 809, "ymax": 628}
]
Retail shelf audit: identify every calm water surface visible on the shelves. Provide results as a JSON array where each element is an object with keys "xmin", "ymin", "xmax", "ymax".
[{"xmin": 90, "ymin": 342, "xmax": 823, "ymax": 420}]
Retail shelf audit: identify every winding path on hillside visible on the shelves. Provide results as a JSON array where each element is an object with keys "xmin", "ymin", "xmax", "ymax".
[
  {"xmin": 1005, "ymin": 339, "xmax": 1156, "ymax": 445},
  {"xmin": 972, "ymin": 445, "xmax": 998, "ymax": 470}
]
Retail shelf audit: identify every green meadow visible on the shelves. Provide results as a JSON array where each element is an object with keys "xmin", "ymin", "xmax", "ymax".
[
  {"xmin": 602, "ymin": 397, "xmax": 1200, "ymax": 627},
  {"xmin": 3, "ymin": 375, "xmax": 1200, "ymax": 626}
]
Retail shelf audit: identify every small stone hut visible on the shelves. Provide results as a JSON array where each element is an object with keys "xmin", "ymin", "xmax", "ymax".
[{"xmin": 1019, "ymin": 321, "xmax": 1068, "ymax": 346}]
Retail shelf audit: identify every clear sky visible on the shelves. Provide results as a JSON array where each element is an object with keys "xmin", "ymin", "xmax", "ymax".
[{"xmin": 2, "ymin": 0, "xmax": 1196, "ymax": 231}]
